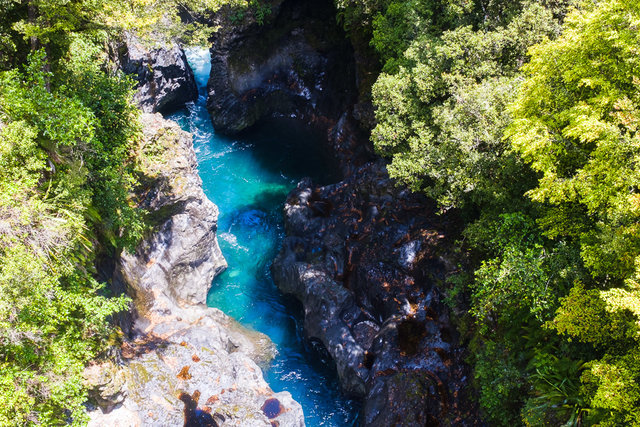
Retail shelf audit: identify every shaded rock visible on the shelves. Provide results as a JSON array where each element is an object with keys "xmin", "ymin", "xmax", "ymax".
[
  {"xmin": 272, "ymin": 161, "xmax": 480, "ymax": 425},
  {"xmin": 118, "ymin": 34, "xmax": 198, "ymax": 113},
  {"xmin": 88, "ymin": 114, "xmax": 305, "ymax": 426},
  {"xmin": 206, "ymin": 0, "xmax": 373, "ymax": 176}
]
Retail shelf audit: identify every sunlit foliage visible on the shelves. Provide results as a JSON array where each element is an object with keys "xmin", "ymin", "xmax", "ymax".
[{"xmin": 338, "ymin": 0, "xmax": 640, "ymax": 424}]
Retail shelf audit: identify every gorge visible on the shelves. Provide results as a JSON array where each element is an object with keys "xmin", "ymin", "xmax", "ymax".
[
  {"xmin": 4, "ymin": 0, "xmax": 632, "ymax": 425},
  {"xmin": 169, "ymin": 47, "xmax": 360, "ymax": 425},
  {"xmin": 139, "ymin": 0, "xmax": 477, "ymax": 423},
  {"xmin": 95, "ymin": 0, "xmax": 479, "ymax": 423}
]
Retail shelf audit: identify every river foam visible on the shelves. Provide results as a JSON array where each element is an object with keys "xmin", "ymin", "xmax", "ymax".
[{"xmin": 167, "ymin": 48, "xmax": 359, "ymax": 427}]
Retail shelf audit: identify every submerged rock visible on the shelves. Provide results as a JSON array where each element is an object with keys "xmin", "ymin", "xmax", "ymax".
[
  {"xmin": 272, "ymin": 161, "xmax": 480, "ymax": 425},
  {"xmin": 118, "ymin": 34, "xmax": 198, "ymax": 113},
  {"xmin": 87, "ymin": 114, "xmax": 305, "ymax": 427}
]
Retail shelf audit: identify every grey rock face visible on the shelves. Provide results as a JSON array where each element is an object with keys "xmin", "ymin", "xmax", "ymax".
[
  {"xmin": 272, "ymin": 161, "xmax": 480, "ymax": 425},
  {"xmin": 121, "ymin": 113, "xmax": 226, "ymax": 308},
  {"xmin": 86, "ymin": 304, "xmax": 304, "ymax": 427},
  {"xmin": 87, "ymin": 114, "xmax": 305, "ymax": 426},
  {"xmin": 119, "ymin": 35, "xmax": 198, "ymax": 113}
]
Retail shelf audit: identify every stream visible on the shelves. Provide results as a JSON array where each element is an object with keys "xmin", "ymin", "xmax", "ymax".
[{"xmin": 167, "ymin": 48, "xmax": 360, "ymax": 426}]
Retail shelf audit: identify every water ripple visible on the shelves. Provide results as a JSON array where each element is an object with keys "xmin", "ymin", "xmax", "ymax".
[{"xmin": 166, "ymin": 47, "xmax": 360, "ymax": 427}]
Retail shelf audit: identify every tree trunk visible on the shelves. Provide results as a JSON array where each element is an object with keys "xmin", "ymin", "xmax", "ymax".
[
  {"xmin": 27, "ymin": 0, "xmax": 38, "ymax": 51},
  {"xmin": 27, "ymin": 0, "xmax": 51, "ymax": 91}
]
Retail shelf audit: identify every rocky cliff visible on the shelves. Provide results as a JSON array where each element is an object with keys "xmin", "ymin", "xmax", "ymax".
[
  {"xmin": 206, "ymin": 0, "xmax": 373, "ymax": 176},
  {"xmin": 86, "ymin": 114, "xmax": 305, "ymax": 427},
  {"xmin": 117, "ymin": 34, "xmax": 199, "ymax": 113},
  {"xmin": 196, "ymin": 0, "xmax": 481, "ymax": 424},
  {"xmin": 272, "ymin": 162, "xmax": 479, "ymax": 425}
]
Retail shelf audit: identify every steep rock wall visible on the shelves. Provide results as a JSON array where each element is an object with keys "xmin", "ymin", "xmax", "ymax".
[
  {"xmin": 117, "ymin": 34, "xmax": 199, "ymax": 113},
  {"xmin": 206, "ymin": 0, "xmax": 373, "ymax": 176},
  {"xmin": 199, "ymin": 1, "xmax": 480, "ymax": 423},
  {"xmin": 272, "ymin": 162, "xmax": 480, "ymax": 425}
]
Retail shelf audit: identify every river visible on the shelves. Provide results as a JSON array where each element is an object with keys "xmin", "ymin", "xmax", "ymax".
[{"xmin": 167, "ymin": 48, "xmax": 359, "ymax": 426}]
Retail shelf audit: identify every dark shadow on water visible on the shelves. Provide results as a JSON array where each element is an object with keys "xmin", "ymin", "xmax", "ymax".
[
  {"xmin": 235, "ymin": 187, "xmax": 293, "ymax": 217},
  {"xmin": 236, "ymin": 117, "xmax": 343, "ymax": 186}
]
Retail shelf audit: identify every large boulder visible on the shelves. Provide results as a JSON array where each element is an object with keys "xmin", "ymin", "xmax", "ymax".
[
  {"xmin": 86, "ymin": 305, "xmax": 304, "ymax": 427},
  {"xmin": 87, "ymin": 114, "xmax": 305, "ymax": 427},
  {"xmin": 118, "ymin": 35, "xmax": 198, "ymax": 113}
]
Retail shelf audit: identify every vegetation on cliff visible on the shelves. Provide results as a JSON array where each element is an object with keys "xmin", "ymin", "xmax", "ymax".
[
  {"xmin": 336, "ymin": 0, "xmax": 640, "ymax": 424},
  {"xmin": 0, "ymin": 47, "xmax": 139, "ymax": 425},
  {"xmin": 0, "ymin": 0, "xmax": 256, "ymax": 423}
]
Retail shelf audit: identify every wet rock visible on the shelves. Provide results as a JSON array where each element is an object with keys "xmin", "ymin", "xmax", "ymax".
[
  {"xmin": 118, "ymin": 34, "xmax": 198, "ymax": 113},
  {"xmin": 87, "ymin": 114, "xmax": 305, "ymax": 426},
  {"xmin": 205, "ymin": 0, "xmax": 373, "ymax": 176},
  {"xmin": 272, "ymin": 161, "xmax": 480, "ymax": 425}
]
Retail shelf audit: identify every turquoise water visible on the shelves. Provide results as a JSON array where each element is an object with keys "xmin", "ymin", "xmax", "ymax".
[{"xmin": 167, "ymin": 48, "xmax": 359, "ymax": 426}]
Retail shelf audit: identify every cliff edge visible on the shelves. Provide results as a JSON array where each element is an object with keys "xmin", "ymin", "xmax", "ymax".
[{"xmin": 86, "ymin": 114, "xmax": 304, "ymax": 427}]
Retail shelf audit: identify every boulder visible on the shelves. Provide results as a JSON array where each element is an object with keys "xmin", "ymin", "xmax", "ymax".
[{"xmin": 119, "ymin": 35, "xmax": 198, "ymax": 113}]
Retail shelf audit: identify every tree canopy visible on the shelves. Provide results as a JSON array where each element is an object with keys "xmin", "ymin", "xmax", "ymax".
[
  {"xmin": 338, "ymin": 0, "xmax": 640, "ymax": 424},
  {"xmin": 0, "ymin": 0, "xmax": 247, "ymax": 422}
]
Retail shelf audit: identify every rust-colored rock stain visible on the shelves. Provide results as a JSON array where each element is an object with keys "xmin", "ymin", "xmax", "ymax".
[{"xmin": 177, "ymin": 366, "xmax": 192, "ymax": 380}]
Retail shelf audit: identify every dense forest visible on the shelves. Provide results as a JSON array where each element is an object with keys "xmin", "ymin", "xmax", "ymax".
[
  {"xmin": 0, "ymin": 0, "xmax": 639, "ymax": 425},
  {"xmin": 335, "ymin": 0, "xmax": 640, "ymax": 424},
  {"xmin": 0, "ymin": 0, "xmax": 252, "ymax": 423}
]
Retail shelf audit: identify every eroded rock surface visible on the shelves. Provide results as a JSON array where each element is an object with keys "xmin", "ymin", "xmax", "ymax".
[
  {"xmin": 206, "ymin": 0, "xmax": 372, "ymax": 175},
  {"xmin": 122, "ymin": 112, "xmax": 227, "ymax": 308},
  {"xmin": 272, "ymin": 161, "xmax": 479, "ymax": 425},
  {"xmin": 87, "ymin": 114, "xmax": 304, "ymax": 427},
  {"xmin": 118, "ymin": 34, "xmax": 198, "ymax": 113}
]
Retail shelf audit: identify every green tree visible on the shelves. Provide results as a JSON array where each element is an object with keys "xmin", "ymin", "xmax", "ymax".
[
  {"xmin": 508, "ymin": 0, "xmax": 640, "ymax": 423},
  {"xmin": 0, "ymin": 47, "xmax": 136, "ymax": 425},
  {"xmin": 372, "ymin": 1, "xmax": 560, "ymax": 210}
]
